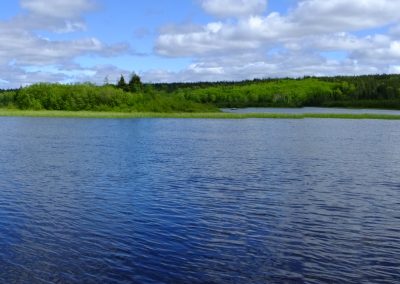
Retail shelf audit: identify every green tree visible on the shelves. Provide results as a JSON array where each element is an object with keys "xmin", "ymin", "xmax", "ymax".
[
  {"xmin": 128, "ymin": 73, "xmax": 143, "ymax": 93},
  {"xmin": 117, "ymin": 75, "xmax": 127, "ymax": 90}
]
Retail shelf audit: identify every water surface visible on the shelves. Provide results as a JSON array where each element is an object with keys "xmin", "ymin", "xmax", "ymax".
[{"xmin": 0, "ymin": 117, "xmax": 399, "ymax": 283}]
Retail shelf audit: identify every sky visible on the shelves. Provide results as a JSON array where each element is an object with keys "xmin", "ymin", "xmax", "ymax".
[{"xmin": 1, "ymin": 0, "xmax": 400, "ymax": 88}]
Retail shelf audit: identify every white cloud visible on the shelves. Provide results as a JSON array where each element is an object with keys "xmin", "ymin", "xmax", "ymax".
[
  {"xmin": 16, "ymin": 0, "xmax": 98, "ymax": 33},
  {"xmin": 0, "ymin": 0, "xmax": 130, "ymax": 88},
  {"xmin": 0, "ymin": 22, "xmax": 130, "ymax": 65},
  {"xmin": 0, "ymin": 64, "xmax": 132, "ymax": 88},
  {"xmin": 199, "ymin": 0, "xmax": 267, "ymax": 18},
  {"xmin": 156, "ymin": 21, "xmax": 261, "ymax": 56},
  {"xmin": 2, "ymin": 0, "xmax": 400, "ymax": 87},
  {"xmin": 157, "ymin": 0, "xmax": 400, "ymax": 57},
  {"xmin": 292, "ymin": 0, "xmax": 400, "ymax": 32},
  {"xmin": 20, "ymin": 0, "xmax": 96, "ymax": 19},
  {"xmin": 152, "ymin": 0, "xmax": 400, "ymax": 82},
  {"xmin": 389, "ymin": 24, "xmax": 400, "ymax": 37},
  {"xmin": 0, "ymin": 64, "xmax": 68, "ymax": 88},
  {"xmin": 142, "ymin": 56, "xmax": 380, "ymax": 83}
]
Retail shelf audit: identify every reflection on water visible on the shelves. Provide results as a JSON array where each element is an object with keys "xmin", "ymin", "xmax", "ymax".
[
  {"xmin": 223, "ymin": 107, "xmax": 400, "ymax": 115},
  {"xmin": 0, "ymin": 117, "xmax": 400, "ymax": 283}
]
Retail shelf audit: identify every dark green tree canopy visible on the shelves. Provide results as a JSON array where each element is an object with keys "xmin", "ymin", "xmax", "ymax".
[
  {"xmin": 128, "ymin": 73, "xmax": 143, "ymax": 93},
  {"xmin": 117, "ymin": 75, "xmax": 127, "ymax": 90}
]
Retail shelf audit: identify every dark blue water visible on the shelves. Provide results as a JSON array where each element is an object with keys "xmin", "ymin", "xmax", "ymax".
[{"xmin": 0, "ymin": 117, "xmax": 400, "ymax": 283}]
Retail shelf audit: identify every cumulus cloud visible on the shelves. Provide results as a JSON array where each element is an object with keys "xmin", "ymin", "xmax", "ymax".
[
  {"xmin": 152, "ymin": 0, "xmax": 400, "ymax": 82},
  {"xmin": 17, "ymin": 0, "xmax": 97, "ymax": 32},
  {"xmin": 0, "ymin": 64, "xmax": 132, "ymax": 88},
  {"xmin": 142, "ymin": 56, "xmax": 380, "ymax": 83},
  {"xmin": 156, "ymin": 21, "xmax": 263, "ymax": 56},
  {"xmin": 143, "ymin": 45, "xmax": 387, "ymax": 84},
  {"xmin": 20, "ymin": 0, "xmax": 96, "ymax": 19},
  {"xmin": 2, "ymin": 0, "xmax": 400, "ymax": 87},
  {"xmin": 292, "ymin": 0, "xmax": 400, "ymax": 32},
  {"xmin": 157, "ymin": 0, "xmax": 400, "ymax": 57},
  {"xmin": 199, "ymin": 0, "xmax": 267, "ymax": 18},
  {"xmin": 0, "ymin": 25, "xmax": 127, "ymax": 66},
  {"xmin": 0, "ymin": 0, "xmax": 130, "ymax": 88}
]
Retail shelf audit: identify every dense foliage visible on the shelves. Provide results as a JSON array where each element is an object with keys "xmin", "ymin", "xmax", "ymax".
[
  {"xmin": 1, "ymin": 74, "xmax": 400, "ymax": 112},
  {"xmin": 0, "ymin": 83, "xmax": 217, "ymax": 112},
  {"xmin": 174, "ymin": 78, "xmax": 340, "ymax": 107},
  {"xmin": 157, "ymin": 74, "xmax": 400, "ymax": 109}
]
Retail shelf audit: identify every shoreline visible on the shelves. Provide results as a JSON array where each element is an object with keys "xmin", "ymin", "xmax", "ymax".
[{"xmin": 1, "ymin": 109, "xmax": 400, "ymax": 120}]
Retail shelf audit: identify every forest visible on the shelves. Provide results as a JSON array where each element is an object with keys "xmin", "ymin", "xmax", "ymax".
[{"xmin": 1, "ymin": 74, "xmax": 400, "ymax": 112}]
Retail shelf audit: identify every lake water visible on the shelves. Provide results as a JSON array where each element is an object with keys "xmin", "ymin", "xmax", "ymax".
[
  {"xmin": 223, "ymin": 107, "xmax": 400, "ymax": 115},
  {"xmin": 0, "ymin": 117, "xmax": 400, "ymax": 283}
]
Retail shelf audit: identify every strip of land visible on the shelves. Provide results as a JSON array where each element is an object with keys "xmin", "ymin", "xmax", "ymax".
[
  {"xmin": 1, "ymin": 109, "xmax": 400, "ymax": 120},
  {"xmin": 2, "ymin": 75, "xmax": 400, "ymax": 118}
]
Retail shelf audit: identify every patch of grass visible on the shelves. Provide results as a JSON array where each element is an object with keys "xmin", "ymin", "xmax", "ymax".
[
  {"xmin": 1, "ymin": 109, "xmax": 400, "ymax": 120},
  {"xmin": 302, "ymin": 113, "xmax": 400, "ymax": 120}
]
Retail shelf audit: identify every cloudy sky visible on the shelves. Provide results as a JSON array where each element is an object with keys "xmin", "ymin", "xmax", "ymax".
[{"xmin": 1, "ymin": 0, "xmax": 400, "ymax": 88}]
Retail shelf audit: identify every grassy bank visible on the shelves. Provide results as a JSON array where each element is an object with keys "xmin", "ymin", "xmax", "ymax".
[{"xmin": 1, "ymin": 109, "xmax": 400, "ymax": 120}]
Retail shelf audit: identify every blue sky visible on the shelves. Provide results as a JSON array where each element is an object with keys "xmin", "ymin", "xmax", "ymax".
[{"xmin": 0, "ymin": 0, "xmax": 400, "ymax": 87}]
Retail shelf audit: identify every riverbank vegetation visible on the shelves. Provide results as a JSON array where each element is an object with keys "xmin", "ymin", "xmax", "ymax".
[
  {"xmin": 154, "ymin": 74, "xmax": 400, "ymax": 109},
  {"xmin": 1, "ymin": 109, "xmax": 400, "ymax": 120},
  {"xmin": 0, "ymin": 82, "xmax": 217, "ymax": 113},
  {"xmin": 1, "ymin": 74, "xmax": 400, "ymax": 112}
]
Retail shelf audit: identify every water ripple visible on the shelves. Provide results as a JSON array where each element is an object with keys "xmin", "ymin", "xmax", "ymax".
[{"xmin": 0, "ymin": 117, "xmax": 400, "ymax": 283}]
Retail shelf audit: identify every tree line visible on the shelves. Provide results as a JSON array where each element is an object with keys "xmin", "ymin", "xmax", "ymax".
[
  {"xmin": 158, "ymin": 74, "xmax": 400, "ymax": 109},
  {"xmin": 1, "ymin": 73, "xmax": 400, "ymax": 112}
]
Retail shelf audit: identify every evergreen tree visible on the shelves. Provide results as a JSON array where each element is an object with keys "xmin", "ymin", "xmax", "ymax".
[
  {"xmin": 128, "ymin": 73, "xmax": 143, "ymax": 93},
  {"xmin": 117, "ymin": 75, "xmax": 127, "ymax": 90}
]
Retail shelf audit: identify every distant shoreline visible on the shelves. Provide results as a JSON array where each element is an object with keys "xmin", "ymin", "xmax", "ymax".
[{"xmin": 1, "ymin": 109, "xmax": 400, "ymax": 120}]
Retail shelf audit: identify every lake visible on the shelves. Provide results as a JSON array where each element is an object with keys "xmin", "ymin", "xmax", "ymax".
[
  {"xmin": 0, "ymin": 117, "xmax": 400, "ymax": 283},
  {"xmin": 223, "ymin": 107, "xmax": 400, "ymax": 115}
]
